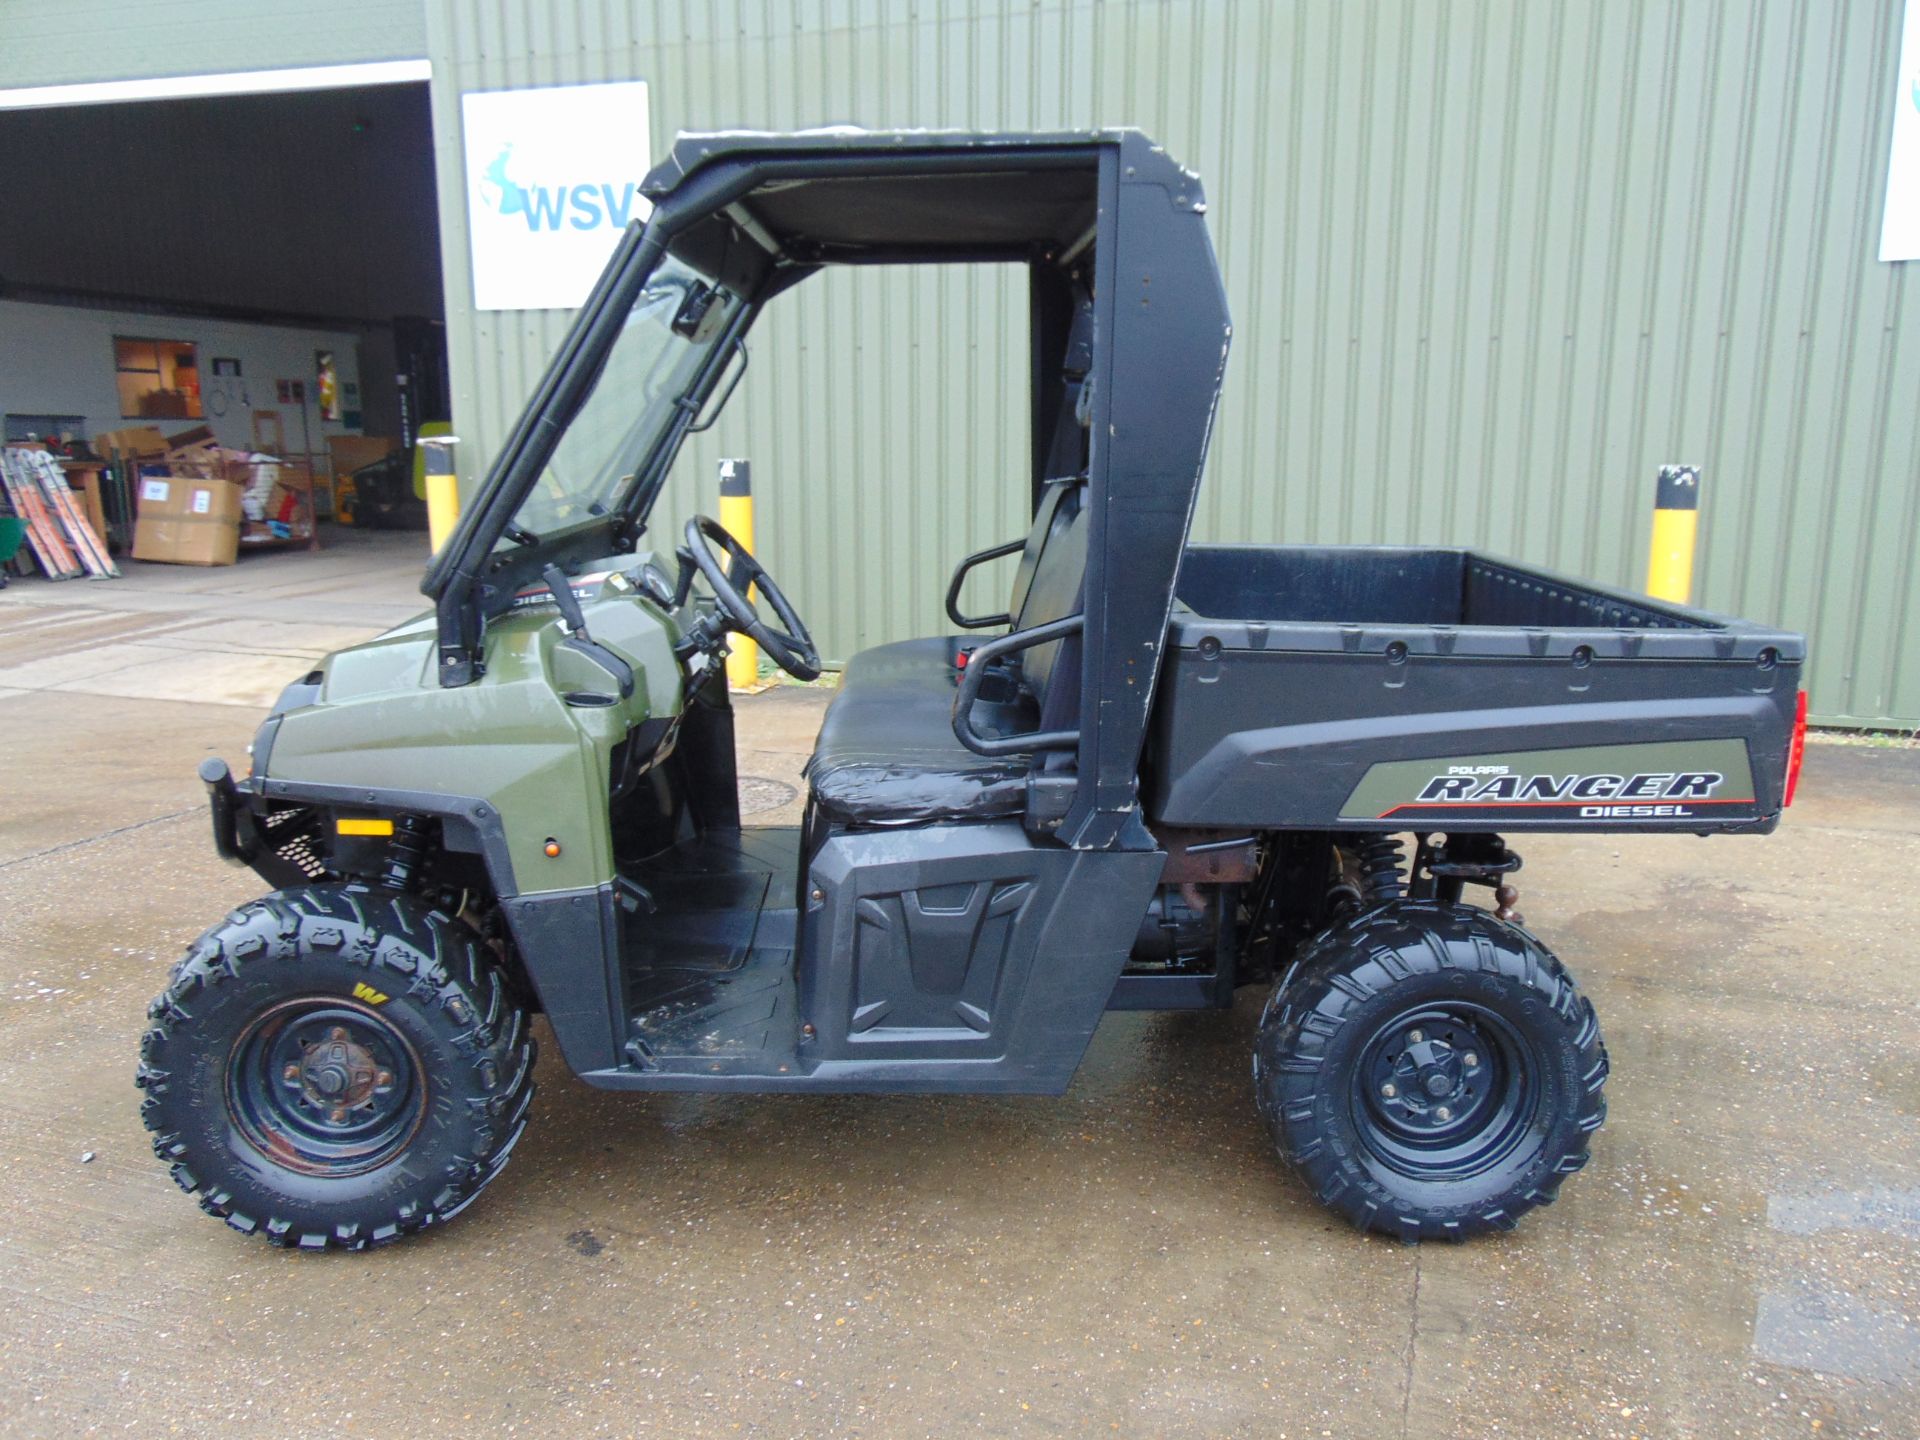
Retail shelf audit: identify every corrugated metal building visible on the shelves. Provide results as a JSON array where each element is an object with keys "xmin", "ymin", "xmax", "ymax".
[{"xmin": 5, "ymin": 1, "xmax": 1917, "ymax": 725}]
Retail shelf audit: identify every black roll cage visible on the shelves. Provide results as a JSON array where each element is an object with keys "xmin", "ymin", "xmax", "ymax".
[{"xmin": 425, "ymin": 129, "xmax": 1232, "ymax": 851}]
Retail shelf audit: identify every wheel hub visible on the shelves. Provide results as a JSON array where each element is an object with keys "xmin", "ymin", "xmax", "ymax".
[
  {"xmin": 228, "ymin": 999, "xmax": 425, "ymax": 1176},
  {"xmin": 1365, "ymin": 1015, "xmax": 1499, "ymax": 1140},
  {"xmin": 289, "ymin": 1025, "xmax": 393, "ymax": 1118}
]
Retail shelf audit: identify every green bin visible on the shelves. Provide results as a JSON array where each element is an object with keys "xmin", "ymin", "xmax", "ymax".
[{"xmin": 0, "ymin": 515, "xmax": 26, "ymax": 586}]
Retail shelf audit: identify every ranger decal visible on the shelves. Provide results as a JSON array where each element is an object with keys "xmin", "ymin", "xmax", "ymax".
[{"xmin": 1339, "ymin": 739, "xmax": 1758, "ymax": 823}]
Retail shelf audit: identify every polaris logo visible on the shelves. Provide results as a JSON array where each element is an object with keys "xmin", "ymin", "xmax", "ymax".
[{"xmin": 1415, "ymin": 771, "xmax": 1725, "ymax": 803}]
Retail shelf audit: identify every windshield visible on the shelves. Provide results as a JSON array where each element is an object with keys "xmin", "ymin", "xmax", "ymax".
[{"xmin": 502, "ymin": 255, "xmax": 738, "ymax": 544}]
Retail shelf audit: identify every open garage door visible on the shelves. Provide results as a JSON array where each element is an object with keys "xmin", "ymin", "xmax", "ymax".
[{"xmin": 0, "ymin": 73, "xmax": 448, "ymax": 562}]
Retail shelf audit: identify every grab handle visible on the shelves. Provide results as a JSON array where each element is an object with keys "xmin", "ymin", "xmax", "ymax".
[
  {"xmin": 943, "ymin": 537, "xmax": 1025, "ymax": 629},
  {"xmin": 951, "ymin": 613, "xmax": 1084, "ymax": 757}
]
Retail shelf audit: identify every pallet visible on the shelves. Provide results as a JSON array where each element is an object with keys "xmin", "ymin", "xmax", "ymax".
[
  {"xmin": 0, "ymin": 448, "xmax": 81, "ymax": 580},
  {"xmin": 22, "ymin": 449, "xmax": 118, "ymax": 579}
]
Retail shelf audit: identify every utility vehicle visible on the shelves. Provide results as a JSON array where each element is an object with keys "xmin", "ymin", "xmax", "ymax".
[{"xmin": 139, "ymin": 130, "xmax": 1807, "ymax": 1249}]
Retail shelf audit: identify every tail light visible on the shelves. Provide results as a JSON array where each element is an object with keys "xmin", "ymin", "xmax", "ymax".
[{"xmin": 1783, "ymin": 689, "xmax": 1808, "ymax": 807}]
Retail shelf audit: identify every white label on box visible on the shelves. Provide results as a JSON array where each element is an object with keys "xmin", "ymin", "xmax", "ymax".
[
  {"xmin": 191, "ymin": 489, "xmax": 212, "ymax": 515},
  {"xmin": 140, "ymin": 479, "xmax": 170, "ymax": 503}
]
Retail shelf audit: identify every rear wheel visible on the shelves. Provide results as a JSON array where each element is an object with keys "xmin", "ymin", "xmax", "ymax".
[
  {"xmin": 138, "ymin": 885, "xmax": 534, "ymax": 1250},
  {"xmin": 1253, "ymin": 901, "xmax": 1606, "ymax": 1241}
]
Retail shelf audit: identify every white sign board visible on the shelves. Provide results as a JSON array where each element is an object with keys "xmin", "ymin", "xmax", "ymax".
[
  {"xmin": 1882, "ymin": 0, "xmax": 1920, "ymax": 262},
  {"xmin": 460, "ymin": 81, "xmax": 652, "ymax": 310}
]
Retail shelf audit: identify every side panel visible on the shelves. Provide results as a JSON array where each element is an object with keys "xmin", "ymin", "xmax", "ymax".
[
  {"xmin": 501, "ymin": 885, "xmax": 624, "ymax": 1074},
  {"xmin": 800, "ymin": 823, "xmax": 1163, "ymax": 1092},
  {"xmin": 1147, "ymin": 646, "xmax": 1801, "ymax": 832},
  {"xmin": 265, "ymin": 590, "xmax": 684, "ymax": 896}
]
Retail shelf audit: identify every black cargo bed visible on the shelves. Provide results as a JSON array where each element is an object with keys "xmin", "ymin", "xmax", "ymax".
[{"xmin": 1145, "ymin": 546, "xmax": 1804, "ymax": 834}]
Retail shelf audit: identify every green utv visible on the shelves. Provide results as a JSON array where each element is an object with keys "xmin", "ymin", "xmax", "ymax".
[{"xmin": 140, "ymin": 130, "xmax": 1807, "ymax": 1249}]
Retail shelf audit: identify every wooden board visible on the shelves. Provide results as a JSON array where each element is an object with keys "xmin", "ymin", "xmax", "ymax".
[
  {"xmin": 26, "ymin": 451, "xmax": 117, "ymax": 578},
  {"xmin": 0, "ymin": 448, "xmax": 80, "ymax": 579}
]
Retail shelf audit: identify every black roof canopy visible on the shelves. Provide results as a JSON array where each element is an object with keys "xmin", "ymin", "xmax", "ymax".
[
  {"xmin": 430, "ymin": 128, "xmax": 1231, "ymax": 850},
  {"xmin": 641, "ymin": 129, "xmax": 1106, "ymax": 262}
]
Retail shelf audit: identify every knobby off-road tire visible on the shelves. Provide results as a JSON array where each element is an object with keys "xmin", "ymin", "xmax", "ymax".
[
  {"xmin": 1253, "ymin": 901, "xmax": 1607, "ymax": 1242},
  {"xmin": 137, "ymin": 885, "xmax": 535, "ymax": 1251}
]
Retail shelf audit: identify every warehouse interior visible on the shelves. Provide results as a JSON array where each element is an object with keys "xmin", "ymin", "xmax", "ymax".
[{"xmin": 0, "ymin": 79, "xmax": 447, "ymax": 564}]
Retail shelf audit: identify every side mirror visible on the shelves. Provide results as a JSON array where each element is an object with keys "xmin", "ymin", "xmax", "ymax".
[{"xmin": 670, "ymin": 282, "xmax": 723, "ymax": 341}]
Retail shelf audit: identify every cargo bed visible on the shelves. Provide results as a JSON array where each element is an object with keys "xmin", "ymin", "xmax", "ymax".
[{"xmin": 1145, "ymin": 546, "xmax": 1804, "ymax": 833}]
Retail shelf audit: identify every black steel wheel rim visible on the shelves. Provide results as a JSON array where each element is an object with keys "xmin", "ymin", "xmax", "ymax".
[
  {"xmin": 226, "ymin": 998, "xmax": 426, "ymax": 1178},
  {"xmin": 1349, "ymin": 1001, "xmax": 1543, "ymax": 1184}
]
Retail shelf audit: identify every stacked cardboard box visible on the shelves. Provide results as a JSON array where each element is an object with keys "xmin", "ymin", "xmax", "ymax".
[
  {"xmin": 131, "ymin": 471, "xmax": 242, "ymax": 566},
  {"xmin": 120, "ymin": 427, "xmax": 321, "ymax": 565},
  {"xmin": 130, "ymin": 428, "xmax": 245, "ymax": 566}
]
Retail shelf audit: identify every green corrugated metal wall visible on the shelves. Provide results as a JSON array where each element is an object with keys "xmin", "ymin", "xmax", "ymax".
[
  {"xmin": 0, "ymin": 0, "xmax": 425, "ymax": 89},
  {"xmin": 425, "ymin": 0, "xmax": 1920, "ymax": 727}
]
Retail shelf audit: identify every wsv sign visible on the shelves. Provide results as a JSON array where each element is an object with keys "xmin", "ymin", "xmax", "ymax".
[
  {"xmin": 481, "ymin": 146, "xmax": 642, "ymax": 233},
  {"xmin": 460, "ymin": 80, "xmax": 652, "ymax": 311}
]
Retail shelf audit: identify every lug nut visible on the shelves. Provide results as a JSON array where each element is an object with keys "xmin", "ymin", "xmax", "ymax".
[
  {"xmin": 376, "ymin": 1070, "xmax": 393, "ymax": 1087},
  {"xmin": 1463, "ymin": 1052, "xmax": 1479, "ymax": 1069},
  {"xmin": 283, "ymin": 1063, "xmax": 300, "ymax": 1083},
  {"xmin": 329, "ymin": 1107, "xmax": 348, "ymax": 1124},
  {"xmin": 1407, "ymin": 1029, "xmax": 1424, "ymax": 1044},
  {"xmin": 1380, "ymin": 1082, "xmax": 1397, "ymax": 1098},
  {"xmin": 1435, "ymin": 1105, "xmax": 1452, "ymax": 1121},
  {"xmin": 329, "ymin": 1026, "xmax": 348, "ymax": 1043}
]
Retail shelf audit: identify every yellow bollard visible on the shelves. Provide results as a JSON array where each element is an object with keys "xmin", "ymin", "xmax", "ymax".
[
  {"xmin": 1646, "ymin": 464, "xmax": 1700, "ymax": 604},
  {"xmin": 718, "ymin": 458, "xmax": 759, "ymax": 689},
  {"xmin": 420, "ymin": 430, "xmax": 461, "ymax": 555}
]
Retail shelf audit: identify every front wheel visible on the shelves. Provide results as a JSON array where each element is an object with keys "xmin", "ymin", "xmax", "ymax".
[
  {"xmin": 138, "ymin": 885, "xmax": 535, "ymax": 1250},
  {"xmin": 1254, "ymin": 901, "xmax": 1606, "ymax": 1241}
]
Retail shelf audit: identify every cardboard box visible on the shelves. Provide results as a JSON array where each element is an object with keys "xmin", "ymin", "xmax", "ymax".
[
  {"xmin": 60, "ymin": 461, "xmax": 111, "ymax": 544},
  {"xmin": 327, "ymin": 435, "xmax": 399, "ymax": 478},
  {"xmin": 163, "ymin": 426, "xmax": 223, "ymax": 470},
  {"xmin": 131, "ymin": 472, "xmax": 242, "ymax": 566},
  {"xmin": 91, "ymin": 427, "xmax": 169, "ymax": 461}
]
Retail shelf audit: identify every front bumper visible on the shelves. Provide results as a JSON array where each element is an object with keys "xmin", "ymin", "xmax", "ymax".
[
  {"xmin": 198, "ymin": 756, "xmax": 259, "ymax": 867},
  {"xmin": 198, "ymin": 756, "xmax": 322, "ymax": 891}
]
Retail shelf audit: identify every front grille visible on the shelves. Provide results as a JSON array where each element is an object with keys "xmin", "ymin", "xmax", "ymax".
[{"xmin": 260, "ymin": 805, "xmax": 330, "ymax": 881}]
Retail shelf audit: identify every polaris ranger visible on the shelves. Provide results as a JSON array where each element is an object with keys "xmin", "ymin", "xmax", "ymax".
[{"xmin": 139, "ymin": 130, "xmax": 1807, "ymax": 1249}]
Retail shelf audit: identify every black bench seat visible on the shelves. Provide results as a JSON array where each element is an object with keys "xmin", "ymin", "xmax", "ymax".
[{"xmin": 803, "ymin": 638, "xmax": 1034, "ymax": 825}]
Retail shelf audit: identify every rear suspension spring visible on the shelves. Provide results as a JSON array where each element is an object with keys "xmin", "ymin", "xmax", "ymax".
[
  {"xmin": 1351, "ymin": 835, "xmax": 1406, "ymax": 906},
  {"xmin": 378, "ymin": 815, "xmax": 430, "ymax": 891}
]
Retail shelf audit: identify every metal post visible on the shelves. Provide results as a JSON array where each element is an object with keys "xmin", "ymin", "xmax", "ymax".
[
  {"xmin": 421, "ymin": 432, "xmax": 461, "ymax": 554},
  {"xmin": 719, "ymin": 458, "xmax": 758, "ymax": 689},
  {"xmin": 1647, "ymin": 464, "xmax": 1700, "ymax": 604}
]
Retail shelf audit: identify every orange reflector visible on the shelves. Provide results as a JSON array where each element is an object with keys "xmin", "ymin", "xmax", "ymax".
[
  {"xmin": 1783, "ymin": 689, "xmax": 1808, "ymax": 807},
  {"xmin": 336, "ymin": 817, "xmax": 394, "ymax": 837},
  {"xmin": 544, "ymin": 839, "xmax": 562, "ymax": 858}
]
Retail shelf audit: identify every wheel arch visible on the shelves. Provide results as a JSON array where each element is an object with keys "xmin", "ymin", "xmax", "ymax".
[{"xmin": 241, "ymin": 777, "xmax": 522, "ymax": 900}]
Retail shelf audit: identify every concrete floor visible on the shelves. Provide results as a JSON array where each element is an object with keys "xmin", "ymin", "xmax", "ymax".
[{"xmin": 0, "ymin": 531, "xmax": 1916, "ymax": 1438}]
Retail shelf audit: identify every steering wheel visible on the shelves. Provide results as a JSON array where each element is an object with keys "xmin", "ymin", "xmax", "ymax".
[{"xmin": 683, "ymin": 515, "xmax": 821, "ymax": 681}]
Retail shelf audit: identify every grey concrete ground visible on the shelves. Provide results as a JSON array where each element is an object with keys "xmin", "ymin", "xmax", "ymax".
[{"xmin": 0, "ymin": 531, "xmax": 1916, "ymax": 1438}]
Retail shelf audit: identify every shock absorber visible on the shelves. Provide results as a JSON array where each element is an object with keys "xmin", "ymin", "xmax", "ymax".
[
  {"xmin": 1351, "ymin": 835, "xmax": 1406, "ymax": 906},
  {"xmin": 378, "ymin": 815, "xmax": 429, "ymax": 891}
]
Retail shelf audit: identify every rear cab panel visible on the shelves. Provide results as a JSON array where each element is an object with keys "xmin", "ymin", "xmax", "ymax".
[{"xmin": 1146, "ymin": 545, "xmax": 1804, "ymax": 833}]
